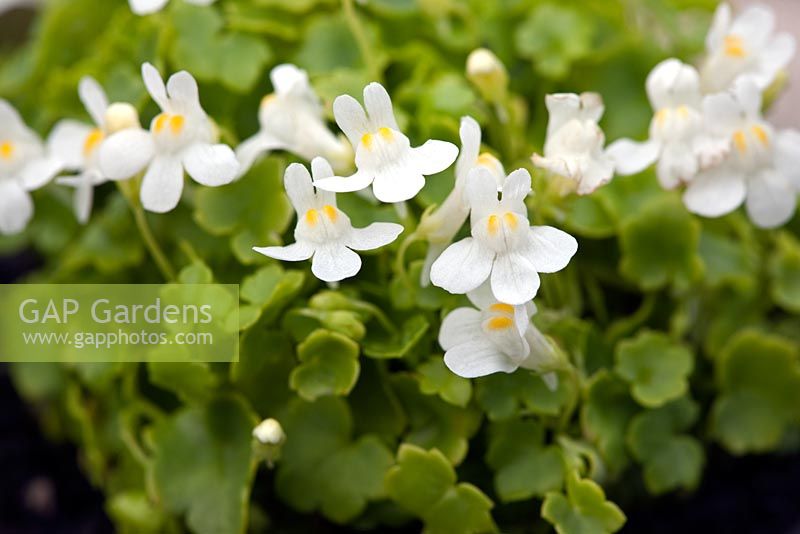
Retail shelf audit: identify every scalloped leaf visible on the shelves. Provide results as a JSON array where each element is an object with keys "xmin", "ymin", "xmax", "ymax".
[
  {"xmin": 541, "ymin": 473, "xmax": 625, "ymax": 534},
  {"xmin": 289, "ymin": 329, "xmax": 360, "ymax": 401}
]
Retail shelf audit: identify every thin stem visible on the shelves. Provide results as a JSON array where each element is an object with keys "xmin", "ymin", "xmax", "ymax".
[
  {"xmin": 393, "ymin": 230, "xmax": 420, "ymax": 286},
  {"xmin": 342, "ymin": 0, "xmax": 382, "ymax": 82},
  {"xmin": 117, "ymin": 181, "xmax": 177, "ymax": 282}
]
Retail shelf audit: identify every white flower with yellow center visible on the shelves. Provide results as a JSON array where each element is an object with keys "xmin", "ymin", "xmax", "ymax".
[
  {"xmin": 607, "ymin": 59, "xmax": 728, "ymax": 189},
  {"xmin": 532, "ymin": 92, "xmax": 614, "ymax": 195},
  {"xmin": 236, "ymin": 64, "xmax": 352, "ymax": 177},
  {"xmin": 128, "ymin": 0, "xmax": 214, "ymax": 16},
  {"xmin": 254, "ymin": 158, "xmax": 404, "ymax": 282},
  {"xmin": 701, "ymin": 3, "xmax": 795, "ymax": 93},
  {"xmin": 0, "ymin": 100, "xmax": 62, "ymax": 235},
  {"xmin": 312, "ymin": 82, "xmax": 459, "ymax": 203},
  {"xmin": 430, "ymin": 167, "xmax": 578, "ymax": 305},
  {"xmin": 47, "ymin": 77, "xmax": 141, "ymax": 224},
  {"xmin": 683, "ymin": 77, "xmax": 800, "ymax": 228},
  {"xmin": 439, "ymin": 284, "xmax": 561, "ymax": 387},
  {"xmin": 99, "ymin": 63, "xmax": 239, "ymax": 213},
  {"xmin": 418, "ymin": 116, "xmax": 505, "ymax": 286}
]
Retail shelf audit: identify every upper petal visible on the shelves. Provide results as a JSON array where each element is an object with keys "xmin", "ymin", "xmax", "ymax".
[
  {"xmin": 346, "ymin": 222, "xmax": 403, "ymax": 251},
  {"xmin": 646, "ymin": 59, "xmax": 701, "ymax": 110},
  {"xmin": 311, "ymin": 244, "xmax": 362, "ymax": 282},
  {"xmin": 523, "ymin": 226, "xmax": 578, "ymax": 273},
  {"xmin": 499, "ymin": 168, "xmax": 532, "ymax": 206},
  {"xmin": 333, "ymin": 94, "xmax": 369, "ymax": 147},
  {"xmin": 544, "ymin": 93, "xmax": 581, "ymax": 138},
  {"xmin": 430, "ymin": 237, "xmax": 494, "ymax": 294},
  {"xmin": 47, "ymin": 119, "xmax": 93, "ymax": 170},
  {"xmin": 455, "ymin": 116, "xmax": 481, "ymax": 184},
  {"xmin": 166, "ymin": 70, "xmax": 202, "ymax": 116},
  {"xmin": 141, "ymin": 62, "xmax": 169, "ymax": 110},
  {"xmin": 98, "ymin": 128, "xmax": 155, "ymax": 180},
  {"xmin": 706, "ymin": 2, "xmax": 731, "ymax": 51},
  {"xmin": 465, "ymin": 167, "xmax": 500, "ymax": 223},
  {"xmin": 140, "ymin": 155, "xmax": 184, "ymax": 213},
  {"xmin": 363, "ymin": 82, "xmax": 399, "ymax": 130},
  {"xmin": 412, "ymin": 140, "xmax": 458, "ymax": 176},
  {"xmin": 282, "ymin": 162, "xmax": 317, "ymax": 214},
  {"xmin": 730, "ymin": 5, "xmax": 774, "ymax": 49},
  {"xmin": 182, "ymin": 142, "xmax": 238, "ymax": 186},
  {"xmin": 78, "ymin": 76, "xmax": 109, "ymax": 128}
]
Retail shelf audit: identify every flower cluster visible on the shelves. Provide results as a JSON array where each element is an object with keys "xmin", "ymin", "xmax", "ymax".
[{"xmin": 1, "ymin": 1, "xmax": 797, "ymax": 386}]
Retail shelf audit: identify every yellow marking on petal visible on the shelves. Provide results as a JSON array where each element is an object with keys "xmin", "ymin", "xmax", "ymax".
[
  {"xmin": 323, "ymin": 204, "xmax": 338, "ymax": 221},
  {"xmin": 676, "ymin": 105, "xmax": 690, "ymax": 119},
  {"xmin": 751, "ymin": 125, "xmax": 769, "ymax": 145},
  {"xmin": 361, "ymin": 133, "xmax": 374, "ymax": 150},
  {"xmin": 655, "ymin": 109, "xmax": 669, "ymax": 127},
  {"xmin": 260, "ymin": 94, "xmax": 276, "ymax": 108},
  {"xmin": 169, "ymin": 114, "xmax": 185, "ymax": 135},
  {"xmin": 733, "ymin": 130, "xmax": 747, "ymax": 153},
  {"xmin": 378, "ymin": 127, "xmax": 394, "ymax": 142},
  {"xmin": 82, "ymin": 128, "xmax": 104, "ymax": 156},
  {"xmin": 487, "ymin": 316, "xmax": 514, "ymax": 331},
  {"xmin": 489, "ymin": 303, "xmax": 515, "ymax": 314},
  {"xmin": 724, "ymin": 35, "xmax": 747, "ymax": 58},
  {"xmin": 503, "ymin": 212, "xmax": 518, "ymax": 230},
  {"xmin": 0, "ymin": 141, "xmax": 14, "ymax": 160},
  {"xmin": 477, "ymin": 152, "xmax": 498, "ymax": 166},
  {"xmin": 154, "ymin": 113, "xmax": 169, "ymax": 133},
  {"xmin": 305, "ymin": 208, "xmax": 319, "ymax": 226},
  {"xmin": 487, "ymin": 214, "xmax": 500, "ymax": 236}
]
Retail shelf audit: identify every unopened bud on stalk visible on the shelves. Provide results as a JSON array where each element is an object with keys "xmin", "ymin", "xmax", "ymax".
[
  {"xmin": 762, "ymin": 69, "xmax": 788, "ymax": 110},
  {"xmin": 104, "ymin": 103, "xmax": 140, "ymax": 133},
  {"xmin": 253, "ymin": 418, "xmax": 285, "ymax": 467},
  {"xmin": 466, "ymin": 48, "xmax": 509, "ymax": 103}
]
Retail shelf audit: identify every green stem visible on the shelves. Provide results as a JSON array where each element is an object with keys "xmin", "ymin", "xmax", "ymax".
[
  {"xmin": 117, "ymin": 181, "xmax": 177, "ymax": 282},
  {"xmin": 342, "ymin": 0, "xmax": 381, "ymax": 82},
  {"xmin": 393, "ymin": 230, "xmax": 420, "ymax": 286}
]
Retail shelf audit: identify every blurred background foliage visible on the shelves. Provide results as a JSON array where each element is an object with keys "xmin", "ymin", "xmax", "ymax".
[{"xmin": 3, "ymin": 0, "xmax": 800, "ymax": 533}]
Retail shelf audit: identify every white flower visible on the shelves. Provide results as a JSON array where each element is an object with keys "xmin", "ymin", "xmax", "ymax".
[
  {"xmin": 0, "ymin": 100, "xmax": 62, "ymax": 235},
  {"xmin": 607, "ymin": 59, "xmax": 728, "ymax": 189},
  {"xmin": 418, "ymin": 116, "xmax": 505, "ymax": 286},
  {"xmin": 439, "ymin": 283, "xmax": 561, "ymax": 387},
  {"xmin": 430, "ymin": 167, "xmax": 578, "ymax": 305},
  {"xmin": 532, "ymin": 92, "xmax": 614, "ymax": 195},
  {"xmin": 683, "ymin": 77, "xmax": 800, "ymax": 228},
  {"xmin": 466, "ymin": 48, "xmax": 509, "ymax": 102},
  {"xmin": 236, "ymin": 64, "xmax": 353, "ymax": 177},
  {"xmin": 312, "ymin": 82, "xmax": 459, "ymax": 203},
  {"xmin": 0, "ymin": 0, "xmax": 39, "ymax": 15},
  {"xmin": 47, "ymin": 77, "xmax": 141, "ymax": 224},
  {"xmin": 701, "ymin": 3, "xmax": 795, "ymax": 93},
  {"xmin": 254, "ymin": 157, "xmax": 404, "ymax": 282},
  {"xmin": 128, "ymin": 0, "xmax": 214, "ymax": 16},
  {"xmin": 253, "ymin": 418, "xmax": 285, "ymax": 445},
  {"xmin": 99, "ymin": 63, "xmax": 239, "ymax": 213}
]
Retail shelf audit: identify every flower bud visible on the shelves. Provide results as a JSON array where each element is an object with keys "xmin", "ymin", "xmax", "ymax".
[
  {"xmin": 466, "ymin": 48, "xmax": 508, "ymax": 103},
  {"xmin": 253, "ymin": 418, "xmax": 286, "ymax": 468},
  {"xmin": 104, "ymin": 102, "xmax": 140, "ymax": 133}
]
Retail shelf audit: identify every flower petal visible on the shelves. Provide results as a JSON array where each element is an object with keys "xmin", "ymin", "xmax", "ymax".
[
  {"xmin": 0, "ymin": 180, "xmax": 33, "ymax": 235},
  {"xmin": 412, "ymin": 140, "xmax": 458, "ymax": 176},
  {"xmin": 310, "ymin": 157, "xmax": 336, "ymax": 206},
  {"xmin": 752, "ymin": 33, "xmax": 796, "ymax": 89},
  {"xmin": 18, "ymin": 156, "xmax": 62, "ymax": 191},
  {"xmin": 430, "ymin": 237, "xmax": 493, "ymax": 294},
  {"xmin": 544, "ymin": 93, "xmax": 581, "ymax": 138},
  {"xmin": 253, "ymin": 241, "xmax": 314, "ymax": 262},
  {"xmin": 703, "ymin": 92, "xmax": 743, "ymax": 136},
  {"xmin": 455, "ymin": 116, "xmax": 481, "ymax": 183},
  {"xmin": 140, "ymin": 155, "xmax": 184, "ymax": 213},
  {"xmin": 576, "ymin": 155, "xmax": 614, "ymax": 195},
  {"xmin": 313, "ymin": 170, "xmax": 374, "ymax": 194},
  {"xmin": 645, "ymin": 59, "xmax": 701, "ymax": 110},
  {"xmin": 372, "ymin": 165, "xmax": 425, "ymax": 203},
  {"xmin": 129, "ymin": 0, "xmax": 169, "ymax": 15},
  {"xmin": 98, "ymin": 128, "xmax": 155, "ymax": 180},
  {"xmin": 730, "ymin": 5, "xmax": 774, "ymax": 49},
  {"xmin": 775, "ymin": 129, "xmax": 800, "ymax": 189},
  {"xmin": 444, "ymin": 339, "xmax": 518, "ymax": 378},
  {"xmin": 606, "ymin": 138, "xmax": 660, "ymax": 176},
  {"xmin": 346, "ymin": 222, "xmax": 403, "ymax": 251},
  {"xmin": 465, "ymin": 167, "xmax": 500, "ymax": 222},
  {"xmin": 141, "ymin": 62, "xmax": 169, "ymax": 110},
  {"xmin": 438, "ymin": 307, "xmax": 483, "ymax": 350},
  {"xmin": 0, "ymin": 99, "xmax": 40, "ymax": 144},
  {"xmin": 46, "ymin": 120, "xmax": 93, "ymax": 170},
  {"xmin": 182, "ymin": 142, "xmax": 238, "ymax": 186},
  {"xmin": 234, "ymin": 131, "xmax": 286, "ymax": 177},
  {"xmin": 706, "ymin": 2, "xmax": 731, "ymax": 50},
  {"xmin": 311, "ymin": 244, "xmax": 362, "ymax": 282},
  {"xmin": 363, "ymin": 82, "xmax": 399, "ymax": 130},
  {"xmin": 682, "ymin": 165, "xmax": 746, "ymax": 217},
  {"xmin": 491, "ymin": 252, "xmax": 540, "ymax": 305},
  {"xmin": 166, "ymin": 70, "xmax": 202, "ymax": 116},
  {"xmin": 524, "ymin": 226, "xmax": 578, "ymax": 273},
  {"xmin": 732, "ymin": 77, "xmax": 762, "ymax": 118},
  {"xmin": 499, "ymin": 168, "xmax": 532, "ymax": 206},
  {"xmin": 657, "ymin": 141, "xmax": 698, "ymax": 189},
  {"xmin": 745, "ymin": 169, "xmax": 797, "ymax": 229},
  {"xmin": 72, "ymin": 173, "xmax": 94, "ymax": 224},
  {"xmin": 333, "ymin": 94, "xmax": 369, "ymax": 147},
  {"xmin": 78, "ymin": 76, "xmax": 108, "ymax": 128}
]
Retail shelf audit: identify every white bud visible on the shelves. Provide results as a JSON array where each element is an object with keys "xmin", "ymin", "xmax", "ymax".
[
  {"xmin": 466, "ymin": 48, "xmax": 508, "ymax": 102},
  {"xmin": 104, "ymin": 103, "xmax": 140, "ymax": 133},
  {"xmin": 253, "ymin": 418, "xmax": 285, "ymax": 445}
]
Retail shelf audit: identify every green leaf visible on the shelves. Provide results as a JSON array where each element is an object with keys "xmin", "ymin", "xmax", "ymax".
[
  {"xmin": 362, "ymin": 315, "xmax": 429, "ymax": 359},
  {"xmin": 276, "ymin": 397, "xmax": 394, "ymax": 523},
  {"xmin": 486, "ymin": 419, "xmax": 563, "ymax": 502},
  {"xmin": 626, "ymin": 397, "xmax": 704, "ymax": 495},
  {"xmin": 294, "ymin": 13, "xmax": 365, "ymax": 74},
  {"xmin": 615, "ymin": 330, "xmax": 694, "ymax": 408},
  {"xmin": 476, "ymin": 370, "xmax": 575, "ymax": 420},
  {"xmin": 289, "ymin": 329, "xmax": 361, "ymax": 401},
  {"xmin": 385, "ymin": 444, "xmax": 497, "ymax": 534},
  {"xmin": 541, "ymin": 473, "xmax": 626, "ymax": 534},
  {"xmin": 769, "ymin": 231, "xmax": 800, "ymax": 313},
  {"xmin": 711, "ymin": 330, "xmax": 800, "ymax": 454},
  {"xmin": 417, "ymin": 357, "xmax": 472, "ymax": 407},
  {"xmin": 151, "ymin": 394, "xmax": 258, "ymax": 534},
  {"xmin": 147, "ymin": 361, "xmax": 219, "ymax": 404},
  {"xmin": 619, "ymin": 196, "xmax": 703, "ymax": 291},
  {"xmin": 698, "ymin": 228, "xmax": 758, "ymax": 291},
  {"xmin": 580, "ymin": 371, "xmax": 639, "ymax": 475},
  {"xmin": 231, "ymin": 328, "xmax": 294, "ymax": 415}
]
